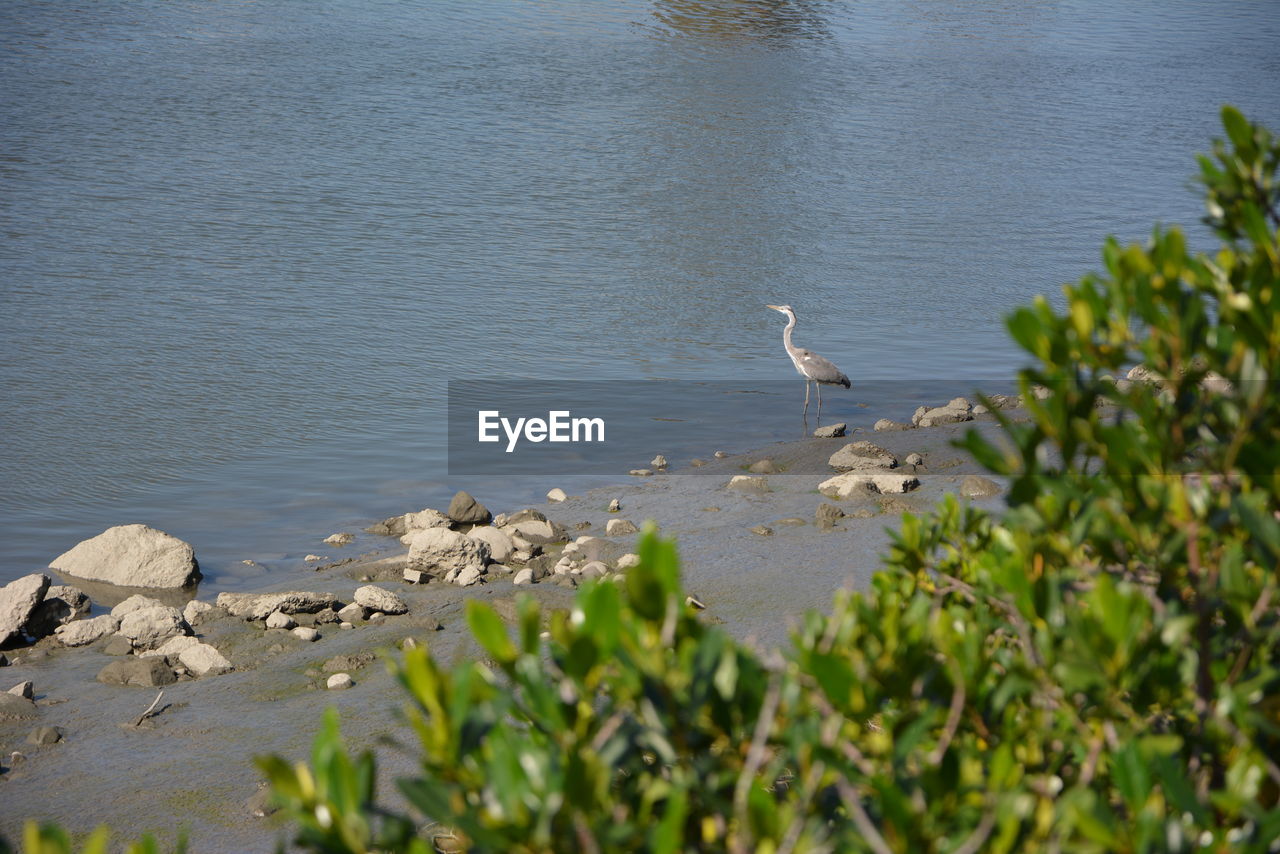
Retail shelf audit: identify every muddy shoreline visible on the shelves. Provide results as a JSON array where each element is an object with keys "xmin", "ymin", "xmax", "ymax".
[{"xmin": 0, "ymin": 405, "xmax": 1019, "ymax": 851}]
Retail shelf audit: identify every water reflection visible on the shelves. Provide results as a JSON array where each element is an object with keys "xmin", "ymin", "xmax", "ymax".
[{"xmin": 648, "ymin": 0, "xmax": 831, "ymax": 42}]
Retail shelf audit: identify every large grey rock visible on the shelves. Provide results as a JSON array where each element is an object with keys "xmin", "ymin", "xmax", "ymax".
[
  {"xmin": 96, "ymin": 658, "xmax": 176, "ymax": 687},
  {"xmin": 606, "ymin": 518, "xmax": 639, "ymax": 536},
  {"xmin": 960, "ymin": 475, "xmax": 1003, "ymax": 498},
  {"xmin": 111, "ymin": 594, "xmax": 167, "ymax": 618},
  {"xmin": 8, "ymin": 680, "xmax": 33, "ymax": 699},
  {"xmin": 25, "ymin": 585, "xmax": 91, "ymax": 639},
  {"xmin": 407, "ymin": 528, "xmax": 491, "ymax": 576},
  {"xmin": 215, "ymin": 591, "xmax": 340, "ymax": 621},
  {"xmin": 452, "ymin": 565, "xmax": 484, "ymax": 587},
  {"xmin": 466, "ymin": 526, "xmax": 514, "ymax": 563},
  {"xmin": 337, "ymin": 603, "xmax": 366, "ymax": 623},
  {"xmin": 49, "ymin": 525, "xmax": 200, "ymax": 588},
  {"xmin": 513, "ymin": 568, "xmax": 534, "ymax": 586},
  {"xmin": 139, "ymin": 635, "xmax": 201, "ymax": 660},
  {"xmin": 393, "ymin": 509, "xmax": 453, "ymax": 544},
  {"xmin": 54, "ymin": 614, "xmax": 121, "ymax": 647},
  {"xmin": 727, "ymin": 475, "xmax": 769, "ymax": 493},
  {"xmin": 264, "ymin": 610, "xmax": 296, "ymax": 630},
  {"xmin": 447, "ymin": 491, "xmax": 491, "ymax": 525},
  {"xmin": 179, "ymin": 643, "xmax": 233, "ymax": 677},
  {"xmin": 353, "ymin": 585, "xmax": 408, "ymax": 615},
  {"xmin": 0, "ymin": 692, "xmax": 38, "ymax": 720},
  {"xmin": 913, "ymin": 404, "xmax": 973, "ymax": 428},
  {"xmin": 828, "ymin": 441, "xmax": 898, "ymax": 472},
  {"xmin": 0, "ymin": 574, "xmax": 51, "ymax": 646},
  {"xmin": 27, "ymin": 726, "xmax": 63, "ymax": 745},
  {"xmin": 118, "ymin": 605, "xmax": 187, "ymax": 648},
  {"xmin": 500, "ymin": 518, "xmax": 566, "ymax": 545},
  {"xmin": 813, "ymin": 423, "xmax": 847, "ymax": 438},
  {"xmin": 819, "ymin": 471, "xmax": 920, "ymax": 499},
  {"xmin": 182, "ymin": 599, "xmax": 217, "ymax": 626}
]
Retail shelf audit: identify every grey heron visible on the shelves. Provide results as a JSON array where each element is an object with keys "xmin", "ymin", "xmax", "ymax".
[{"xmin": 766, "ymin": 304, "xmax": 850, "ymax": 418}]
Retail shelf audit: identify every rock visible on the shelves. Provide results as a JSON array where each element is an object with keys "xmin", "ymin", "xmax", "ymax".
[
  {"xmin": 407, "ymin": 528, "xmax": 491, "ymax": 578},
  {"xmin": 179, "ymin": 643, "xmax": 233, "ymax": 676},
  {"xmin": 650, "ymin": 455, "xmax": 668, "ymax": 469},
  {"xmin": 215, "ymin": 591, "xmax": 340, "ymax": 620},
  {"xmin": 828, "ymin": 441, "xmax": 897, "ymax": 471},
  {"xmin": 102, "ymin": 635, "xmax": 134, "ymax": 656},
  {"xmin": 0, "ymin": 693, "xmax": 38, "ymax": 721},
  {"xmin": 118, "ymin": 605, "xmax": 187, "ymax": 648},
  {"xmin": 54, "ymin": 614, "xmax": 121, "ymax": 647},
  {"xmin": 607, "ymin": 498, "xmax": 621, "ymax": 512},
  {"xmin": 111, "ymin": 595, "xmax": 167, "ymax": 618},
  {"xmin": 580, "ymin": 561, "xmax": 608, "ymax": 579},
  {"xmin": 629, "ymin": 469, "xmax": 653, "ymax": 477},
  {"xmin": 0, "ymin": 574, "xmax": 51, "ymax": 646},
  {"xmin": 873, "ymin": 419, "xmax": 913, "ymax": 432},
  {"xmin": 813, "ymin": 422, "xmax": 847, "ymax": 438},
  {"xmin": 947, "ymin": 397, "xmax": 973, "ymax": 411},
  {"xmin": 1032, "ymin": 385, "xmax": 1052, "ymax": 400},
  {"xmin": 816, "ymin": 503, "xmax": 846, "ymax": 529},
  {"xmin": 326, "ymin": 673, "xmax": 353, "ymax": 690},
  {"xmin": 972, "ymin": 404, "xmax": 990, "ymax": 415},
  {"xmin": 323, "ymin": 532, "xmax": 354, "ymax": 546},
  {"xmin": 506, "ymin": 509, "xmax": 547, "ymax": 525},
  {"xmin": 987, "ymin": 393, "xmax": 1019, "ymax": 409},
  {"xmin": 727, "ymin": 475, "xmax": 769, "ymax": 493},
  {"xmin": 27, "ymin": 726, "xmax": 63, "ymax": 746},
  {"xmin": 354, "ymin": 585, "xmax": 408, "ymax": 615},
  {"xmin": 8, "ymin": 681, "xmax": 33, "ymax": 699},
  {"xmin": 447, "ymin": 491, "xmax": 491, "ymax": 525},
  {"xmin": 818, "ymin": 471, "xmax": 920, "ymax": 499},
  {"xmin": 264, "ymin": 611, "xmax": 296, "ymax": 630},
  {"xmin": 0, "ymin": 653, "xmax": 7, "ymax": 666},
  {"xmin": 292, "ymin": 627, "xmax": 320, "ymax": 642},
  {"xmin": 25, "ymin": 585, "xmax": 91, "ymax": 638},
  {"xmin": 311, "ymin": 608, "xmax": 340, "ymax": 624},
  {"xmin": 466, "ymin": 526, "xmax": 514, "ymax": 563},
  {"xmin": 905, "ymin": 453, "xmax": 924, "ymax": 466},
  {"xmin": 775, "ymin": 518, "xmax": 807, "ymax": 526},
  {"xmin": 49, "ymin": 525, "xmax": 200, "ymax": 588},
  {"xmin": 246, "ymin": 784, "xmax": 278, "ymax": 818},
  {"xmin": 714, "ymin": 451, "xmax": 728, "ymax": 459},
  {"xmin": 500, "ymin": 517, "xmax": 567, "ymax": 546},
  {"xmin": 913, "ymin": 404, "xmax": 973, "ymax": 428},
  {"xmin": 750, "ymin": 525, "xmax": 774, "ymax": 537},
  {"xmin": 304, "ymin": 554, "xmax": 325, "ymax": 563},
  {"xmin": 1201, "ymin": 371, "xmax": 1233, "ymax": 395},
  {"xmin": 546, "ymin": 488, "xmax": 567, "ymax": 503},
  {"xmin": 513, "ymin": 568, "xmax": 534, "ymax": 585},
  {"xmin": 454, "ymin": 566, "xmax": 484, "ymax": 587},
  {"xmin": 690, "ymin": 459, "xmax": 707, "ymax": 467},
  {"xmin": 139, "ymin": 635, "xmax": 200, "ymax": 660},
  {"xmin": 615, "ymin": 554, "xmax": 640, "ymax": 570},
  {"xmin": 399, "ymin": 509, "xmax": 453, "ymax": 538},
  {"xmin": 748, "ymin": 459, "xmax": 779, "ymax": 474},
  {"xmin": 606, "ymin": 518, "xmax": 639, "ymax": 536},
  {"xmin": 403, "ymin": 568, "xmax": 427, "ymax": 584},
  {"xmin": 960, "ymin": 475, "xmax": 1003, "ymax": 498},
  {"xmin": 182, "ymin": 599, "xmax": 216, "ymax": 626},
  {"xmin": 337, "ymin": 603, "xmax": 366, "ymax": 623},
  {"xmin": 96, "ymin": 658, "xmax": 176, "ymax": 687}
]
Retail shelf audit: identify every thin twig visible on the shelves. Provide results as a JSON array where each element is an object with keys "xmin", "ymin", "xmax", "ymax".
[
  {"xmin": 132, "ymin": 690, "xmax": 165, "ymax": 727},
  {"xmin": 733, "ymin": 673, "xmax": 783, "ymax": 838},
  {"xmin": 951, "ymin": 811, "xmax": 997, "ymax": 854},
  {"xmin": 927, "ymin": 671, "xmax": 966, "ymax": 766},
  {"xmin": 834, "ymin": 777, "xmax": 895, "ymax": 854}
]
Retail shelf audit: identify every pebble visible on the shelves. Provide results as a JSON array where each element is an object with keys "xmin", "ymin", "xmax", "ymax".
[
  {"xmin": 339, "ymin": 622, "xmax": 354, "ymax": 630},
  {"xmin": 650, "ymin": 454, "xmax": 667, "ymax": 469},
  {"xmin": 750, "ymin": 525, "xmax": 774, "ymax": 537},
  {"xmin": 27, "ymin": 726, "xmax": 63, "ymax": 746},
  {"xmin": 323, "ymin": 532, "xmax": 354, "ymax": 546},
  {"xmin": 607, "ymin": 498, "xmax": 621, "ymax": 513},
  {"xmin": 616, "ymin": 554, "xmax": 640, "ymax": 570},
  {"xmin": 326, "ymin": 673, "xmax": 353, "ymax": 690},
  {"xmin": 629, "ymin": 469, "xmax": 653, "ymax": 477},
  {"xmin": 292, "ymin": 627, "xmax": 320, "ymax": 642},
  {"xmin": 960, "ymin": 475, "xmax": 1003, "ymax": 498},
  {"xmin": 690, "ymin": 459, "xmax": 707, "ymax": 467},
  {"xmin": 337, "ymin": 603, "xmax": 366, "ymax": 623},
  {"xmin": 714, "ymin": 451, "xmax": 728, "ymax": 459},
  {"xmin": 728, "ymin": 475, "xmax": 769, "ymax": 493},
  {"xmin": 606, "ymin": 518, "xmax": 639, "ymax": 536},
  {"xmin": 547, "ymin": 488, "xmax": 567, "ymax": 503},
  {"xmin": 813, "ymin": 423, "xmax": 847, "ymax": 438},
  {"xmin": 304, "ymin": 554, "xmax": 325, "ymax": 563},
  {"xmin": 403, "ymin": 568, "xmax": 427, "ymax": 584},
  {"xmin": 265, "ymin": 611, "xmax": 296, "ymax": 630},
  {"xmin": 513, "ymin": 568, "xmax": 534, "ymax": 585},
  {"xmin": 748, "ymin": 459, "xmax": 778, "ymax": 474},
  {"xmin": 8, "ymin": 681, "xmax": 34, "ymax": 699},
  {"xmin": 905, "ymin": 453, "xmax": 924, "ymax": 466}
]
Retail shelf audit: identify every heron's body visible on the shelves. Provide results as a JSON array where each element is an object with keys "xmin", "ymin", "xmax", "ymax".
[{"xmin": 766, "ymin": 304, "xmax": 849, "ymax": 417}]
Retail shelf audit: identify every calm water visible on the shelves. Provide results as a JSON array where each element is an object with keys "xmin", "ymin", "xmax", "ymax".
[{"xmin": 2, "ymin": 0, "xmax": 1278, "ymax": 589}]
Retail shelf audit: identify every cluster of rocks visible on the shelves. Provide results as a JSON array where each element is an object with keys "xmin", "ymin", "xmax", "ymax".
[
  {"xmin": 214, "ymin": 584, "xmax": 409, "ymax": 636},
  {"xmin": 871, "ymin": 394, "xmax": 1022, "ymax": 432},
  {"xmin": 367, "ymin": 491, "xmax": 641, "ymax": 590}
]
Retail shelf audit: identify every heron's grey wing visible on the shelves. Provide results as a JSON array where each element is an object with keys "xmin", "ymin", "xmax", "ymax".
[{"xmin": 795, "ymin": 349, "xmax": 850, "ymax": 387}]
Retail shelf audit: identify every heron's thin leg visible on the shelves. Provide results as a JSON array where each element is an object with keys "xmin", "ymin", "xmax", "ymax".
[
  {"xmin": 817, "ymin": 383, "xmax": 824, "ymax": 418},
  {"xmin": 803, "ymin": 380, "xmax": 811, "ymax": 417}
]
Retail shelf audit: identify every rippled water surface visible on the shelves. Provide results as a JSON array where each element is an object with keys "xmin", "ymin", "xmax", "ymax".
[{"xmin": 2, "ymin": 0, "xmax": 1278, "ymax": 588}]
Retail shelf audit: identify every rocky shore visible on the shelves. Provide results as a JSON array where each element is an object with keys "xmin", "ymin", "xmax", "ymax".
[{"xmin": 0, "ymin": 392, "xmax": 1025, "ymax": 850}]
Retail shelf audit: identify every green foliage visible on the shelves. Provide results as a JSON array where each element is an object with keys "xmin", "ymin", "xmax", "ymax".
[
  {"xmin": 12, "ymin": 823, "xmax": 182, "ymax": 854},
  {"xmin": 258, "ymin": 106, "xmax": 1280, "ymax": 853}
]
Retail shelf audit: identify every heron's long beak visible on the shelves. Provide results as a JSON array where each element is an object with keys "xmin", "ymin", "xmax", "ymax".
[{"xmin": 765, "ymin": 304, "xmax": 782, "ymax": 311}]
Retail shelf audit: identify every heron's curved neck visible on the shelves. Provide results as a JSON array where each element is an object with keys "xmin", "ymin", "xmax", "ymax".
[{"xmin": 781, "ymin": 311, "xmax": 797, "ymax": 351}]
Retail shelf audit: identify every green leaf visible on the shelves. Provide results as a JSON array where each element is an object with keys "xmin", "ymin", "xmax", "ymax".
[{"xmin": 466, "ymin": 600, "xmax": 517, "ymax": 665}]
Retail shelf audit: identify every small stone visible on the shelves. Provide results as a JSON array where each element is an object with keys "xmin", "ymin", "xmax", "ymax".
[
  {"xmin": 246, "ymin": 784, "xmax": 277, "ymax": 818},
  {"xmin": 873, "ymin": 419, "xmax": 913, "ymax": 432},
  {"xmin": 650, "ymin": 455, "xmax": 668, "ymax": 469},
  {"xmin": 339, "ymin": 622, "xmax": 353, "ymax": 630},
  {"xmin": 714, "ymin": 451, "xmax": 728, "ymax": 459},
  {"xmin": 182, "ymin": 599, "xmax": 216, "ymax": 627},
  {"xmin": 337, "ymin": 603, "xmax": 366, "ymax": 623},
  {"xmin": 403, "ymin": 568, "xmax": 427, "ymax": 584},
  {"xmin": 304, "ymin": 554, "xmax": 325, "ymax": 562},
  {"xmin": 972, "ymin": 404, "xmax": 989, "ymax": 415},
  {"xmin": 546, "ymin": 488, "xmax": 567, "ymax": 503},
  {"xmin": 748, "ymin": 459, "xmax": 778, "ymax": 474},
  {"xmin": 960, "ymin": 475, "xmax": 1003, "ymax": 498},
  {"xmin": 750, "ymin": 525, "xmax": 774, "ymax": 537},
  {"xmin": 326, "ymin": 673, "xmax": 353, "ymax": 690},
  {"xmin": 8, "ymin": 681, "xmax": 33, "ymax": 699},
  {"xmin": 905, "ymin": 453, "xmax": 924, "ymax": 466},
  {"xmin": 629, "ymin": 469, "xmax": 653, "ymax": 477},
  {"xmin": 727, "ymin": 475, "xmax": 769, "ymax": 493},
  {"xmin": 118, "ymin": 605, "xmax": 187, "ymax": 648},
  {"xmin": 139, "ymin": 635, "xmax": 200, "ymax": 660},
  {"xmin": 265, "ymin": 611, "xmax": 296, "ymax": 630},
  {"xmin": 0, "ymin": 694, "xmax": 38, "ymax": 721},
  {"xmin": 27, "ymin": 726, "xmax": 63, "ymax": 746},
  {"xmin": 367, "ymin": 612, "xmax": 385, "ymax": 623},
  {"xmin": 0, "ymin": 573, "xmax": 52, "ymax": 646},
  {"xmin": 819, "ymin": 471, "xmax": 920, "ymax": 498},
  {"xmin": 606, "ymin": 518, "xmax": 639, "ymax": 536},
  {"xmin": 323, "ymin": 532, "xmax": 354, "ymax": 547},
  {"xmin": 54, "ymin": 614, "xmax": 121, "ymax": 647},
  {"xmin": 580, "ymin": 561, "xmax": 608, "ymax": 579},
  {"xmin": 774, "ymin": 517, "xmax": 806, "ymax": 527},
  {"xmin": 615, "ymin": 554, "xmax": 640, "ymax": 570},
  {"xmin": 0, "ymin": 653, "xmax": 8, "ymax": 667},
  {"xmin": 828, "ymin": 441, "xmax": 897, "ymax": 472},
  {"xmin": 354, "ymin": 585, "xmax": 409, "ymax": 615},
  {"xmin": 292, "ymin": 627, "xmax": 320, "ymax": 642},
  {"xmin": 813, "ymin": 423, "xmax": 847, "ymax": 438},
  {"xmin": 96, "ymin": 658, "xmax": 176, "ymax": 688},
  {"xmin": 111, "ymin": 595, "xmax": 166, "ymax": 618},
  {"xmin": 816, "ymin": 503, "xmax": 846, "ymax": 529},
  {"xmin": 312, "ymin": 608, "xmax": 340, "ymax": 624},
  {"xmin": 454, "ymin": 566, "xmax": 483, "ymax": 587},
  {"xmin": 607, "ymin": 498, "xmax": 621, "ymax": 513},
  {"xmin": 690, "ymin": 459, "xmax": 707, "ymax": 467},
  {"xmin": 178, "ymin": 642, "xmax": 233, "ymax": 677},
  {"xmin": 513, "ymin": 568, "xmax": 534, "ymax": 585},
  {"xmin": 447, "ymin": 490, "xmax": 491, "ymax": 525},
  {"xmin": 102, "ymin": 635, "xmax": 134, "ymax": 656}
]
